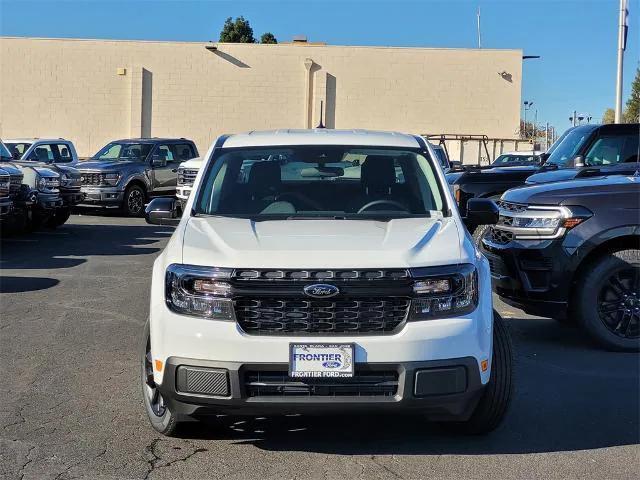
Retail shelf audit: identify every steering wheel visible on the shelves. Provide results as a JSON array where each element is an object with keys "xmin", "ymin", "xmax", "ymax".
[
  {"xmin": 275, "ymin": 192, "xmax": 323, "ymax": 211},
  {"xmin": 357, "ymin": 200, "xmax": 410, "ymax": 214}
]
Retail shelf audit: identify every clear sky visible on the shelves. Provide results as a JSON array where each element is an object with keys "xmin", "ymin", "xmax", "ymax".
[{"xmin": 1, "ymin": 0, "xmax": 638, "ymax": 134}]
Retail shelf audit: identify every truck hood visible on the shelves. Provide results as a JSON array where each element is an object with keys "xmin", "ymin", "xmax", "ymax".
[
  {"xmin": 181, "ymin": 216, "xmax": 464, "ymax": 269},
  {"xmin": 526, "ymin": 164, "xmax": 638, "ymax": 185},
  {"xmin": 179, "ymin": 157, "xmax": 203, "ymax": 169},
  {"xmin": 503, "ymin": 175, "xmax": 640, "ymax": 205},
  {"xmin": 78, "ymin": 160, "xmax": 140, "ymax": 171},
  {"xmin": 12, "ymin": 161, "xmax": 80, "ymax": 177}
]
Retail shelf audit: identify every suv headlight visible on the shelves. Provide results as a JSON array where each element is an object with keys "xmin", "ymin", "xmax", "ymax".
[
  {"xmin": 410, "ymin": 264, "xmax": 478, "ymax": 319},
  {"xmin": 37, "ymin": 175, "xmax": 59, "ymax": 191},
  {"xmin": 102, "ymin": 172, "xmax": 121, "ymax": 186},
  {"xmin": 165, "ymin": 264, "xmax": 235, "ymax": 319},
  {"xmin": 495, "ymin": 203, "xmax": 592, "ymax": 240}
]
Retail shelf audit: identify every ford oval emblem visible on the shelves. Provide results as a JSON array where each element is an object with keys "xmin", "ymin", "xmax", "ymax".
[
  {"xmin": 322, "ymin": 360, "xmax": 342, "ymax": 369},
  {"xmin": 303, "ymin": 284, "xmax": 339, "ymax": 298}
]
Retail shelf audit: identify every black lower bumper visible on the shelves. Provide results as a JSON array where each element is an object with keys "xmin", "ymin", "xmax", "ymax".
[
  {"xmin": 0, "ymin": 199, "xmax": 12, "ymax": 218},
  {"xmin": 158, "ymin": 357, "xmax": 484, "ymax": 421},
  {"xmin": 481, "ymin": 238, "xmax": 574, "ymax": 319},
  {"xmin": 61, "ymin": 191, "xmax": 85, "ymax": 207}
]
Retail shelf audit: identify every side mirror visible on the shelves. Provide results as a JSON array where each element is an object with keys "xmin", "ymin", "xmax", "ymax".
[
  {"xmin": 573, "ymin": 155, "xmax": 585, "ymax": 167},
  {"xmin": 537, "ymin": 152, "xmax": 549, "ymax": 165},
  {"xmin": 450, "ymin": 160, "xmax": 462, "ymax": 167},
  {"xmin": 145, "ymin": 197, "xmax": 180, "ymax": 226},
  {"xmin": 466, "ymin": 198, "xmax": 499, "ymax": 226}
]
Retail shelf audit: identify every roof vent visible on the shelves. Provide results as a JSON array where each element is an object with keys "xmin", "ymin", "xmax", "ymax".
[{"xmin": 292, "ymin": 35, "xmax": 308, "ymax": 43}]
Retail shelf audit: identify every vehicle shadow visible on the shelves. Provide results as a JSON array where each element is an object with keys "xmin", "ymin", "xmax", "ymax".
[
  {"xmin": 175, "ymin": 318, "xmax": 639, "ymax": 455},
  {"xmin": 0, "ymin": 221, "xmax": 173, "ymax": 271},
  {"xmin": 0, "ymin": 276, "xmax": 59, "ymax": 293}
]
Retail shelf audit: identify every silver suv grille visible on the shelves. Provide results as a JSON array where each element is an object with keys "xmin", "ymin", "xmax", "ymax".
[
  {"xmin": 177, "ymin": 168, "xmax": 198, "ymax": 186},
  {"xmin": 9, "ymin": 174, "xmax": 22, "ymax": 194}
]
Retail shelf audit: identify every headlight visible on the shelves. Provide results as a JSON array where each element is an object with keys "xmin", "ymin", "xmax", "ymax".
[
  {"xmin": 37, "ymin": 176, "xmax": 47, "ymax": 191},
  {"xmin": 165, "ymin": 264, "xmax": 235, "ymax": 319},
  {"xmin": 0, "ymin": 178, "xmax": 9, "ymax": 196},
  {"xmin": 102, "ymin": 172, "xmax": 121, "ymax": 186},
  {"xmin": 60, "ymin": 173, "xmax": 70, "ymax": 186},
  {"xmin": 494, "ymin": 202, "xmax": 592, "ymax": 240},
  {"xmin": 36, "ymin": 176, "xmax": 58, "ymax": 191},
  {"xmin": 409, "ymin": 264, "xmax": 478, "ymax": 319}
]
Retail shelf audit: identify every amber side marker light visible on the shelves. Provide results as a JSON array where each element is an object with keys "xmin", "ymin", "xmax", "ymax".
[
  {"xmin": 154, "ymin": 360, "xmax": 164, "ymax": 372},
  {"xmin": 563, "ymin": 218, "xmax": 585, "ymax": 229},
  {"xmin": 481, "ymin": 359, "xmax": 489, "ymax": 372}
]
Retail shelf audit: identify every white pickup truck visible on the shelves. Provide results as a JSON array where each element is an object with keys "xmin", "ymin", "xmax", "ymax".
[
  {"xmin": 175, "ymin": 157, "xmax": 202, "ymax": 209},
  {"xmin": 142, "ymin": 129, "xmax": 513, "ymax": 437}
]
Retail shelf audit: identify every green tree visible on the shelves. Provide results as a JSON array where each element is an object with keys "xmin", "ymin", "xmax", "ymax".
[
  {"xmin": 260, "ymin": 32, "xmax": 278, "ymax": 44},
  {"xmin": 602, "ymin": 108, "xmax": 615, "ymax": 124},
  {"xmin": 623, "ymin": 68, "xmax": 640, "ymax": 123},
  {"xmin": 219, "ymin": 16, "xmax": 256, "ymax": 43}
]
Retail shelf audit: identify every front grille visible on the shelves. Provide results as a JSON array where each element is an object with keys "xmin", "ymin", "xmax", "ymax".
[
  {"xmin": 245, "ymin": 370, "xmax": 398, "ymax": 397},
  {"xmin": 9, "ymin": 174, "xmax": 22, "ymax": 194},
  {"xmin": 486, "ymin": 226, "xmax": 513, "ymax": 245},
  {"xmin": 496, "ymin": 200, "xmax": 528, "ymax": 213},
  {"xmin": 177, "ymin": 168, "xmax": 198, "ymax": 186},
  {"xmin": 80, "ymin": 172, "xmax": 104, "ymax": 186},
  {"xmin": 235, "ymin": 297, "xmax": 410, "ymax": 335}
]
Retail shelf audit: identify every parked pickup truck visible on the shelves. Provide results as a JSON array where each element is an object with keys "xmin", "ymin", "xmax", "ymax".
[
  {"xmin": 141, "ymin": 129, "xmax": 513, "ymax": 437},
  {"xmin": 5, "ymin": 138, "xmax": 83, "ymax": 227},
  {"xmin": 480, "ymin": 174, "xmax": 640, "ymax": 352},
  {"xmin": 175, "ymin": 156, "xmax": 202, "ymax": 209},
  {"xmin": 77, "ymin": 138, "xmax": 198, "ymax": 216},
  {"xmin": 0, "ymin": 167, "xmax": 12, "ymax": 225}
]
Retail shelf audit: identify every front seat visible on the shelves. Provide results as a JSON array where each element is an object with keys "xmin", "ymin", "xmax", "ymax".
[
  {"xmin": 246, "ymin": 161, "xmax": 282, "ymax": 212},
  {"xmin": 351, "ymin": 155, "xmax": 400, "ymax": 212}
]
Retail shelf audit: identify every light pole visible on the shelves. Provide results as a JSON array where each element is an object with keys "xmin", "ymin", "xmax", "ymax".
[{"xmin": 523, "ymin": 101, "xmax": 533, "ymax": 138}]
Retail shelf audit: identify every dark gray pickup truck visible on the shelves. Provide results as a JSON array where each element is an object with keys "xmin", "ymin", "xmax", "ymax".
[{"xmin": 77, "ymin": 138, "xmax": 198, "ymax": 216}]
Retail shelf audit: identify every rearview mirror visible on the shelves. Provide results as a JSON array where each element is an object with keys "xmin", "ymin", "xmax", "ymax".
[
  {"xmin": 466, "ymin": 198, "xmax": 499, "ymax": 226},
  {"xmin": 537, "ymin": 152, "xmax": 549, "ymax": 165},
  {"xmin": 145, "ymin": 197, "xmax": 180, "ymax": 226}
]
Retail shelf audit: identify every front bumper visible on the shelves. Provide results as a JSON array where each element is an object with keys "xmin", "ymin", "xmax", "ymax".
[
  {"xmin": 158, "ymin": 356, "xmax": 484, "ymax": 420},
  {"xmin": 0, "ymin": 198, "xmax": 13, "ymax": 218},
  {"xmin": 77, "ymin": 187, "xmax": 124, "ymax": 207},
  {"xmin": 176, "ymin": 186, "xmax": 193, "ymax": 202},
  {"xmin": 481, "ymin": 236, "xmax": 573, "ymax": 318},
  {"xmin": 36, "ymin": 194, "xmax": 63, "ymax": 212},
  {"xmin": 60, "ymin": 189, "xmax": 85, "ymax": 207}
]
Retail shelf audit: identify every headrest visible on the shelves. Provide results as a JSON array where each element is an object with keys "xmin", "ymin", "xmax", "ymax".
[
  {"xmin": 247, "ymin": 162, "xmax": 281, "ymax": 197},
  {"xmin": 36, "ymin": 148, "xmax": 49, "ymax": 162},
  {"xmin": 361, "ymin": 155, "xmax": 396, "ymax": 194}
]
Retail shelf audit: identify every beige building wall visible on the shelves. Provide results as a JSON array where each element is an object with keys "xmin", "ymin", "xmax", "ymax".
[{"xmin": 0, "ymin": 37, "xmax": 522, "ymax": 158}]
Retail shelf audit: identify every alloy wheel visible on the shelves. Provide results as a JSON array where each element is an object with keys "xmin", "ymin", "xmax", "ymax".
[
  {"xmin": 597, "ymin": 267, "xmax": 640, "ymax": 339},
  {"xmin": 128, "ymin": 189, "xmax": 144, "ymax": 215}
]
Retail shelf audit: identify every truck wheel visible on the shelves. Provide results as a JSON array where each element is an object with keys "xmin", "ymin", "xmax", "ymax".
[
  {"xmin": 574, "ymin": 249, "xmax": 640, "ymax": 352},
  {"xmin": 46, "ymin": 208, "xmax": 71, "ymax": 228},
  {"xmin": 445, "ymin": 311, "xmax": 514, "ymax": 434},
  {"xmin": 123, "ymin": 185, "xmax": 146, "ymax": 217},
  {"xmin": 141, "ymin": 320, "xmax": 181, "ymax": 436}
]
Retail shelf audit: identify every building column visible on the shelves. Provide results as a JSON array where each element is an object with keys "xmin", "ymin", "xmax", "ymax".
[{"xmin": 129, "ymin": 67, "xmax": 152, "ymax": 137}]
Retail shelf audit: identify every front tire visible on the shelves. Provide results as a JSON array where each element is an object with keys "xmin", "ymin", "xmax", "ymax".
[
  {"xmin": 123, "ymin": 184, "xmax": 146, "ymax": 217},
  {"xmin": 446, "ymin": 311, "xmax": 514, "ymax": 434},
  {"xmin": 574, "ymin": 249, "xmax": 640, "ymax": 352},
  {"xmin": 141, "ymin": 321, "xmax": 181, "ymax": 436},
  {"xmin": 46, "ymin": 207, "xmax": 71, "ymax": 228}
]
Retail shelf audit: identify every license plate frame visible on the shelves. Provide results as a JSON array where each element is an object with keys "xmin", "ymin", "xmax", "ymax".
[{"xmin": 289, "ymin": 343, "xmax": 355, "ymax": 378}]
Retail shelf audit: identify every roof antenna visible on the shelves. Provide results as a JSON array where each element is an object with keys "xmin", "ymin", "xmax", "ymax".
[{"xmin": 316, "ymin": 100, "xmax": 325, "ymax": 129}]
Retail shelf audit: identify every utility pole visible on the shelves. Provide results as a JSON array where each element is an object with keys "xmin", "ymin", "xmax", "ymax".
[
  {"xmin": 477, "ymin": 5, "xmax": 482, "ymax": 49},
  {"xmin": 615, "ymin": 0, "xmax": 628, "ymax": 123},
  {"xmin": 545, "ymin": 122, "xmax": 549, "ymax": 150}
]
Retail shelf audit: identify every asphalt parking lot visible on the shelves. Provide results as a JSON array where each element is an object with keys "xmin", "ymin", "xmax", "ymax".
[{"xmin": 1, "ymin": 214, "xmax": 638, "ymax": 480}]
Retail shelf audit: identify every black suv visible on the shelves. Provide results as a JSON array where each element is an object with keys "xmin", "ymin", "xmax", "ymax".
[
  {"xmin": 448, "ymin": 123, "xmax": 640, "ymax": 219},
  {"xmin": 77, "ymin": 138, "xmax": 198, "ymax": 216},
  {"xmin": 479, "ymin": 174, "xmax": 640, "ymax": 352}
]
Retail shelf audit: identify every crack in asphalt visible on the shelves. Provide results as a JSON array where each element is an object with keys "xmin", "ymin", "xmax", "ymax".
[
  {"xmin": 142, "ymin": 438, "xmax": 209, "ymax": 479},
  {"xmin": 370, "ymin": 454, "xmax": 404, "ymax": 479},
  {"xmin": 18, "ymin": 444, "xmax": 36, "ymax": 480}
]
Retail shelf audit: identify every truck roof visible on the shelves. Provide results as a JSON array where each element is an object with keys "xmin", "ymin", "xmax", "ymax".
[
  {"xmin": 4, "ymin": 138, "xmax": 72, "ymax": 143},
  {"xmin": 221, "ymin": 129, "xmax": 423, "ymax": 149}
]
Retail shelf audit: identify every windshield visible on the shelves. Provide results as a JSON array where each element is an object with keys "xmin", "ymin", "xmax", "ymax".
[
  {"xmin": 92, "ymin": 142, "xmax": 153, "ymax": 161},
  {"xmin": 0, "ymin": 142, "xmax": 13, "ymax": 161},
  {"xmin": 492, "ymin": 153, "xmax": 539, "ymax": 166},
  {"xmin": 4, "ymin": 142, "xmax": 33, "ymax": 160},
  {"xmin": 195, "ymin": 146, "xmax": 445, "ymax": 220},
  {"xmin": 545, "ymin": 126, "xmax": 596, "ymax": 166}
]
